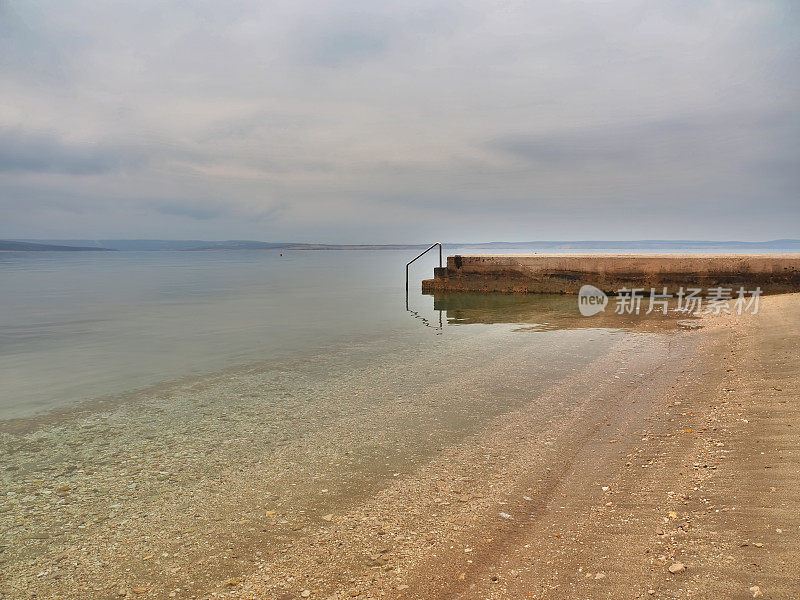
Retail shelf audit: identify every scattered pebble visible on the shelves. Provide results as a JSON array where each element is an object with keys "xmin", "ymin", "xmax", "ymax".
[{"xmin": 668, "ymin": 562, "xmax": 686, "ymax": 574}]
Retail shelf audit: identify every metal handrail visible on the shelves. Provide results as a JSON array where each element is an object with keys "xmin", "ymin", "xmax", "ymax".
[{"xmin": 405, "ymin": 242, "xmax": 442, "ymax": 293}]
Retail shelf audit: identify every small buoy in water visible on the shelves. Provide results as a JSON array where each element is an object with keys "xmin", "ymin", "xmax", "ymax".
[{"xmin": 280, "ymin": 253, "xmax": 283, "ymax": 256}]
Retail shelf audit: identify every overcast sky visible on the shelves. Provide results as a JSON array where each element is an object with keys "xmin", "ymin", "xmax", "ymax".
[{"xmin": 1, "ymin": 0, "xmax": 798, "ymax": 243}]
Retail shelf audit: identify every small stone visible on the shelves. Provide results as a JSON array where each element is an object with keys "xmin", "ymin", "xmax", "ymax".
[
  {"xmin": 322, "ymin": 514, "xmax": 333, "ymax": 521},
  {"xmin": 301, "ymin": 590, "xmax": 311, "ymax": 598},
  {"xmin": 648, "ymin": 590, "xmax": 656, "ymax": 595},
  {"xmin": 499, "ymin": 512, "xmax": 513, "ymax": 520},
  {"xmin": 594, "ymin": 572, "xmax": 606, "ymax": 580},
  {"xmin": 753, "ymin": 542, "xmax": 763, "ymax": 548},
  {"xmin": 668, "ymin": 562, "xmax": 686, "ymax": 574},
  {"xmin": 368, "ymin": 553, "xmax": 387, "ymax": 566},
  {"xmin": 397, "ymin": 584, "xmax": 409, "ymax": 590},
  {"xmin": 750, "ymin": 585, "xmax": 763, "ymax": 597},
  {"xmin": 265, "ymin": 510, "xmax": 277, "ymax": 516},
  {"xmin": 132, "ymin": 587, "xmax": 150, "ymax": 595},
  {"xmin": 226, "ymin": 579, "xmax": 240, "ymax": 587}
]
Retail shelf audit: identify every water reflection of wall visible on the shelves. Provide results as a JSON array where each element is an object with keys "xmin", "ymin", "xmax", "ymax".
[{"xmin": 428, "ymin": 292, "xmax": 700, "ymax": 332}]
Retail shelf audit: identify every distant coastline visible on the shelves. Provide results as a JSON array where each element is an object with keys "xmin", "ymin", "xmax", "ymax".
[
  {"xmin": 4, "ymin": 238, "xmax": 800, "ymax": 252},
  {"xmin": 0, "ymin": 240, "xmax": 115, "ymax": 252}
]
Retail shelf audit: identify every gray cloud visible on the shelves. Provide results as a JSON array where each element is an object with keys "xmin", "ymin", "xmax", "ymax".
[
  {"xmin": 489, "ymin": 111, "xmax": 800, "ymax": 168},
  {"xmin": 150, "ymin": 202, "xmax": 225, "ymax": 221},
  {"xmin": 0, "ymin": 0, "xmax": 798, "ymax": 242},
  {"xmin": 0, "ymin": 130, "xmax": 145, "ymax": 175},
  {"xmin": 300, "ymin": 25, "xmax": 389, "ymax": 67}
]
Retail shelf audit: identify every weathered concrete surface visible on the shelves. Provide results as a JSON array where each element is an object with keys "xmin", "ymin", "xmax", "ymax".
[{"xmin": 421, "ymin": 253, "xmax": 800, "ymax": 294}]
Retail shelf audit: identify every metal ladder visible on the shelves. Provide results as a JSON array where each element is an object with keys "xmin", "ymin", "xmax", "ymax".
[{"xmin": 405, "ymin": 242, "xmax": 442, "ymax": 293}]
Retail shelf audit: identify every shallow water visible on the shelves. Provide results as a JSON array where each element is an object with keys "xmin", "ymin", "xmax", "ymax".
[{"xmin": 0, "ymin": 249, "xmax": 449, "ymax": 419}]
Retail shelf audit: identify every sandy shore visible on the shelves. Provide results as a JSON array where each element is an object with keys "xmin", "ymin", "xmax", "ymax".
[{"xmin": 2, "ymin": 295, "xmax": 798, "ymax": 599}]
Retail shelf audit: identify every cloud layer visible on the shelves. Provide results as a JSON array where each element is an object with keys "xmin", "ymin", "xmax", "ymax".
[{"xmin": 1, "ymin": 0, "xmax": 798, "ymax": 242}]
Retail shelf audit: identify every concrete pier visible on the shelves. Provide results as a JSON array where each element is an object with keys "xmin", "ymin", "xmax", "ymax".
[{"xmin": 421, "ymin": 254, "xmax": 800, "ymax": 294}]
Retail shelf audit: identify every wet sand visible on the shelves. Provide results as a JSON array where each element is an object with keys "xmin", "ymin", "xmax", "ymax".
[{"xmin": 2, "ymin": 295, "xmax": 798, "ymax": 599}]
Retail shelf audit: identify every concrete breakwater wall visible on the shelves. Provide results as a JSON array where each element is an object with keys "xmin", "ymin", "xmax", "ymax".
[{"xmin": 421, "ymin": 254, "xmax": 800, "ymax": 295}]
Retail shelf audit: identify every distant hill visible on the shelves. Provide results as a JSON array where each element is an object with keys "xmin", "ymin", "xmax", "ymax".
[
  {"xmin": 17, "ymin": 239, "xmax": 428, "ymax": 251},
  {"xmin": 15, "ymin": 239, "xmax": 289, "ymax": 251},
  {"xmin": 11, "ymin": 239, "xmax": 800, "ymax": 252},
  {"xmin": 451, "ymin": 239, "xmax": 800, "ymax": 251},
  {"xmin": 0, "ymin": 240, "xmax": 113, "ymax": 251}
]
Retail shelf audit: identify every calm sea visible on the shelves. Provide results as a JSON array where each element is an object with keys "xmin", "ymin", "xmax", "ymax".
[
  {"xmin": 0, "ymin": 249, "xmax": 443, "ymax": 419},
  {"xmin": 0, "ymin": 246, "xmax": 785, "ymax": 420}
]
